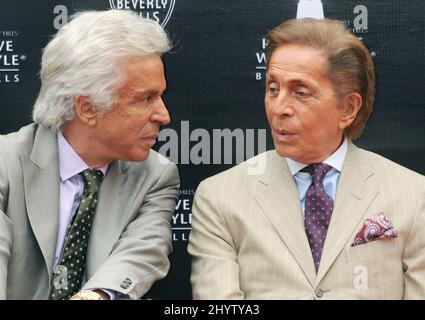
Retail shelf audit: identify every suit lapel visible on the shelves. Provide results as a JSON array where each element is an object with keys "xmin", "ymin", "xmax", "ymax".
[
  {"xmin": 254, "ymin": 151, "xmax": 316, "ymax": 287},
  {"xmin": 315, "ymin": 143, "xmax": 378, "ymax": 284},
  {"xmin": 21, "ymin": 126, "xmax": 150, "ymax": 279},
  {"xmin": 22, "ymin": 126, "xmax": 60, "ymax": 279},
  {"xmin": 86, "ymin": 160, "xmax": 149, "ymax": 275}
]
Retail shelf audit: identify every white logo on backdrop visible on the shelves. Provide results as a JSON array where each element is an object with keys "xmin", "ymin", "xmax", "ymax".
[
  {"xmin": 296, "ymin": 0, "xmax": 324, "ymax": 19},
  {"xmin": 0, "ymin": 31, "xmax": 25, "ymax": 84},
  {"xmin": 109, "ymin": 0, "xmax": 176, "ymax": 27},
  {"xmin": 173, "ymin": 191, "xmax": 193, "ymax": 242},
  {"xmin": 254, "ymin": 1, "xmax": 371, "ymax": 81},
  {"xmin": 53, "ymin": 1, "xmax": 175, "ymax": 30}
]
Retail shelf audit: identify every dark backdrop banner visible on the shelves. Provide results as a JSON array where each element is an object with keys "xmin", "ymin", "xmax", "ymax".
[{"xmin": 1, "ymin": 1, "xmax": 424, "ymax": 299}]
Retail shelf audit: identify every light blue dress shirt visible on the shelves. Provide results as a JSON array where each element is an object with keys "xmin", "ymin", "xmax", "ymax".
[{"xmin": 285, "ymin": 137, "xmax": 349, "ymax": 216}]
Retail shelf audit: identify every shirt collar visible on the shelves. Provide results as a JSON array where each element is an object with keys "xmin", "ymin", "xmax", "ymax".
[
  {"xmin": 285, "ymin": 136, "xmax": 348, "ymax": 176},
  {"xmin": 57, "ymin": 130, "xmax": 109, "ymax": 182}
]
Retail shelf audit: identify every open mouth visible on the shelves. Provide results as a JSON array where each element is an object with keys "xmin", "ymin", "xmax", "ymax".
[
  {"xmin": 142, "ymin": 135, "xmax": 158, "ymax": 145},
  {"xmin": 273, "ymin": 129, "xmax": 296, "ymax": 142}
]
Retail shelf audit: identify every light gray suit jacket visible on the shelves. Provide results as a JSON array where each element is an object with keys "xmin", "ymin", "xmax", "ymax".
[
  {"xmin": 0, "ymin": 124, "xmax": 180, "ymax": 299},
  {"xmin": 188, "ymin": 143, "xmax": 425, "ymax": 299}
]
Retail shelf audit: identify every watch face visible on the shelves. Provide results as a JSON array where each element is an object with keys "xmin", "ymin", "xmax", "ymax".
[{"xmin": 79, "ymin": 290, "xmax": 102, "ymax": 300}]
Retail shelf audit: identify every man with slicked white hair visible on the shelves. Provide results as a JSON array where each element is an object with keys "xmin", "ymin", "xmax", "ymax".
[{"xmin": 0, "ymin": 10, "xmax": 179, "ymax": 300}]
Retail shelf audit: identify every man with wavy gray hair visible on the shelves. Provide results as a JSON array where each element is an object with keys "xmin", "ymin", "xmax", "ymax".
[{"xmin": 0, "ymin": 10, "xmax": 179, "ymax": 300}]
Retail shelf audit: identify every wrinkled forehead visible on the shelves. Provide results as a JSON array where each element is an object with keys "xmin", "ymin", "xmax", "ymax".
[
  {"xmin": 115, "ymin": 55, "xmax": 167, "ymax": 95},
  {"xmin": 267, "ymin": 44, "xmax": 330, "ymax": 83},
  {"xmin": 269, "ymin": 44, "xmax": 327, "ymax": 70}
]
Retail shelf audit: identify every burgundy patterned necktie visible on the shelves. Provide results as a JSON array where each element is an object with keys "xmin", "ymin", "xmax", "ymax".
[{"xmin": 303, "ymin": 163, "xmax": 334, "ymax": 272}]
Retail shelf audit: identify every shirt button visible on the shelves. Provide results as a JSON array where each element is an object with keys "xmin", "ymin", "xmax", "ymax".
[{"xmin": 315, "ymin": 289, "xmax": 324, "ymax": 298}]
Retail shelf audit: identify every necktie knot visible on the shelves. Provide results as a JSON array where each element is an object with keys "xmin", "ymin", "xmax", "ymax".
[
  {"xmin": 303, "ymin": 163, "xmax": 333, "ymax": 184},
  {"xmin": 80, "ymin": 169, "xmax": 103, "ymax": 194}
]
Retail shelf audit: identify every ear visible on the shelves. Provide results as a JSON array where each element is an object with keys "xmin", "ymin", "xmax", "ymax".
[
  {"xmin": 338, "ymin": 93, "xmax": 362, "ymax": 130},
  {"xmin": 74, "ymin": 96, "xmax": 97, "ymax": 127}
]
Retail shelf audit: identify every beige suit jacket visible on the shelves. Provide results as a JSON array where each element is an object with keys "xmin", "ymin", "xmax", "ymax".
[
  {"xmin": 0, "ymin": 124, "xmax": 180, "ymax": 299},
  {"xmin": 188, "ymin": 142, "xmax": 425, "ymax": 299}
]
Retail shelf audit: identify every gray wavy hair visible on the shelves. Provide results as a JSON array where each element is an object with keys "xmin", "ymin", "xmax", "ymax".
[{"xmin": 33, "ymin": 10, "xmax": 172, "ymax": 131}]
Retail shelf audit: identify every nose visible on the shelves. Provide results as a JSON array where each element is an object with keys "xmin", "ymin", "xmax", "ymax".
[
  {"xmin": 275, "ymin": 90, "xmax": 295, "ymax": 118},
  {"xmin": 152, "ymin": 97, "xmax": 171, "ymax": 125}
]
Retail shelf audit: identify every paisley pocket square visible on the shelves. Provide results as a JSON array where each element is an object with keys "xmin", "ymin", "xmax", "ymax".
[{"xmin": 351, "ymin": 213, "xmax": 398, "ymax": 247}]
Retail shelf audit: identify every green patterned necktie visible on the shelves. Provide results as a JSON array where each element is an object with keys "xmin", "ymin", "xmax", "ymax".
[{"xmin": 49, "ymin": 169, "xmax": 104, "ymax": 300}]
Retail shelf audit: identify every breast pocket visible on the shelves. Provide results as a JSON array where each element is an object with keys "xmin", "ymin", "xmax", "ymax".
[
  {"xmin": 343, "ymin": 237, "xmax": 404, "ymax": 298},
  {"xmin": 346, "ymin": 238, "xmax": 399, "ymax": 263}
]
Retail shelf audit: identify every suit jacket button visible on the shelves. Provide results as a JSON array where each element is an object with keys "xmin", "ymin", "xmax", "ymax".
[{"xmin": 315, "ymin": 289, "xmax": 324, "ymax": 298}]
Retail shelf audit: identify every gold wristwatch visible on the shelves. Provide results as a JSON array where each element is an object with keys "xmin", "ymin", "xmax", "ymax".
[{"xmin": 71, "ymin": 290, "xmax": 108, "ymax": 300}]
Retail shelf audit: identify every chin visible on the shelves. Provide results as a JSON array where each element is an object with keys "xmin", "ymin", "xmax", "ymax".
[
  {"xmin": 276, "ymin": 149, "xmax": 291, "ymax": 159},
  {"xmin": 274, "ymin": 143, "xmax": 300, "ymax": 161},
  {"xmin": 126, "ymin": 149, "xmax": 151, "ymax": 162},
  {"xmin": 274, "ymin": 142, "xmax": 289, "ymax": 157}
]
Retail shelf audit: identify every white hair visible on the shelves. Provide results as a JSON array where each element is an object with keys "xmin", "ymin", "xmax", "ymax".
[{"xmin": 33, "ymin": 10, "xmax": 171, "ymax": 131}]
